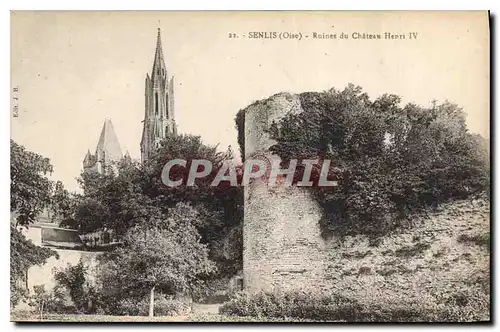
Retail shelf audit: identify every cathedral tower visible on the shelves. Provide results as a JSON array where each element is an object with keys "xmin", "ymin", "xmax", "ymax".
[
  {"xmin": 83, "ymin": 118, "xmax": 123, "ymax": 174},
  {"xmin": 140, "ymin": 28, "xmax": 177, "ymax": 163}
]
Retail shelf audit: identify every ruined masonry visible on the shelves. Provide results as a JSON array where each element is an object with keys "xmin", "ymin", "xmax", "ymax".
[{"xmin": 242, "ymin": 92, "xmax": 329, "ymax": 293}]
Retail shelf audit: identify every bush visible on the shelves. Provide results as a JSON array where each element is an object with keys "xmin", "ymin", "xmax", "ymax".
[
  {"xmin": 220, "ymin": 291, "xmax": 361, "ymax": 321},
  {"xmin": 240, "ymin": 85, "xmax": 491, "ymax": 237},
  {"xmin": 191, "ymin": 277, "xmax": 238, "ymax": 304},
  {"xmin": 114, "ymin": 293, "xmax": 190, "ymax": 316},
  {"xmin": 53, "ymin": 259, "xmax": 94, "ymax": 313},
  {"xmin": 220, "ymin": 291, "xmax": 490, "ymax": 322},
  {"xmin": 10, "ymin": 225, "xmax": 59, "ymax": 308}
]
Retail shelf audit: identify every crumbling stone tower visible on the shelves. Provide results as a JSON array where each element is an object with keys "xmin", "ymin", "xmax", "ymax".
[{"xmin": 242, "ymin": 92, "xmax": 328, "ymax": 294}]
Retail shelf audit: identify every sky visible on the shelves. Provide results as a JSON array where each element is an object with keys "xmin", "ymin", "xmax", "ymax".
[{"xmin": 11, "ymin": 11, "xmax": 489, "ymax": 192}]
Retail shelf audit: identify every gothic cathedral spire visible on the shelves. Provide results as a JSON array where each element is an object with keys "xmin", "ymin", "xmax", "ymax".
[
  {"xmin": 83, "ymin": 119, "xmax": 123, "ymax": 174},
  {"xmin": 140, "ymin": 28, "xmax": 177, "ymax": 163}
]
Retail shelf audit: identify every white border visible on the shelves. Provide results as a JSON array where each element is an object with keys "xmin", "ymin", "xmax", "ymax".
[{"xmin": 2, "ymin": 1, "xmax": 497, "ymax": 332}]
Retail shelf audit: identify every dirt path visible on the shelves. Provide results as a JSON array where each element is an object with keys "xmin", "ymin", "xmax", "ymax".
[{"xmin": 191, "ymin": 303, "xmax": 223, "ymax": 315}]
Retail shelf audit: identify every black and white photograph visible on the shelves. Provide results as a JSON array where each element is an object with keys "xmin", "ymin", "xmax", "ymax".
[{"xmin": 9, "ymin": 11, "xmax": 490, "ymax": 322}]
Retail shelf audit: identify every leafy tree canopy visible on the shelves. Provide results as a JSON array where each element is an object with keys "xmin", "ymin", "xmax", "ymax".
[
  {"xmin": 10, "ymin": 140, "xmax": 60, "ymax": 306},
  {"xmin": 237, "ymin": 84, "xmax": 490, "ymax": 238},
  {"xmin": 11, "ymin": 140, "xmax": 53, "ymax": 226},
  {"xmin": 95, "ymin": 203, "xmax": 215, "ymax": 314},
  {"xmin": 73, "ymin": 134, "xmax": 243, "ymax": 274}
]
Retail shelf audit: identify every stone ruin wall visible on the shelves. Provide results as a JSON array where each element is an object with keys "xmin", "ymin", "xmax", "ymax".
[
  {"xmin": 242, "ymin": 92, "xmax": 330, "ymax": 294},
  {"xmin": 19, "ymin": 226, "xmax": 101, "ymax": 293},
  {"xmin": 27, "ymin": 249, "xmax": 101, "ymax": 291}
]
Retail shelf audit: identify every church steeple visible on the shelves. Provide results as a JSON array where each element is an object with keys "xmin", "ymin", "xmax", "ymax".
[
  {"xmin": 140, "ymin": 28, "xmax": 177, "ymax": 163},
  {"xmin": 83, "ymin": 119, "xmax": 123, "ymax": 174},
  {"xmin": 152, "ymin": 28, "xmax": 167, "ymax": 80}
]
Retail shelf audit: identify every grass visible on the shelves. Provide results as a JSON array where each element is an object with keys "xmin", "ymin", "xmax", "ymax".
[
  {"xmin": 12, "ymin": 313, "xmax": 190, "ymax": 322},
  {"xmin": 11, "ymin": 312, "xmax": 320, "ymax": 323},
  {"xmin": 189, "ymin": 314, "xmax": 322, "ymax": 322},
  {"xmin": 457, "ymin": 233, "xmax": 490, "ymax": 249}
]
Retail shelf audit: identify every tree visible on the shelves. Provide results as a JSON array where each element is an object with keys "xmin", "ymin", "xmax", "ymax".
[
  {"xmin": 145, "ymin": 134, "xmax": 243, "ymax": 274},
  {"xmin": 10, "ymin": 224, "xmax": 59, "ymax": 306},
  {"xmin": 54, "ymin": 259, "xmax": 89, "ymax": 312},
  {"xmin": 27, "ymin": 285, "xmax": 52, "ymax": 320},
  {"xmin": 238, "ymin": 84, "xmax": 490, "ymax": 237},
  {"xmin": 75, "ymin": 158, "xmax": 157, "ymax": 234},
  {"xmin": 74, "ymin": 134, "xmax": 243, "ymax": 274},
  {"xmin": 10, "ymin": 140, "xmax": 59, "ymax": 306},
  {"xmin": 97, "ymin": 203, "xmax": 215, "ymax": 317},
  {"xmin": 11, "ymin": 140, "xmax": 53, "ymax": 226},
  {"xmin": 50, "ymin": 180, "xmax": 81, "ymax": 228}
]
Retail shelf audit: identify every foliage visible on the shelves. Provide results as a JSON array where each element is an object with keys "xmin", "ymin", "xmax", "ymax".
[
  {"xmin": 220, "ymin": 290, "xmax": 489, "ymax": 322},
  {"xmin": 237, "ymin": 84, "xmax": 490, "ymax": 237},
  {"xmin": 457, "ymin": 233, "xmax": 490, "ymax": 249},
  {"xmin": 235, "ymin": 110, "xmax": 245, "ymax": 160},
  {"xmin": 26, "ymin": 285, "xmax": 72, "ymax": 319},
  {"xmin": 10, "ymin": 225, "xmax": 59, "ymax": 307},
  {"xmin": 54, "ymin": 259, "xmax": 91, "ymax": 313},
  {"xmin": 27, "ymin": 285, "xmax": 52, "ymax": 320},
  {"xmin": 114, "ymin": 294, "xmax": 190, "ymax": 316},
  {"xmin": 144, "ymin": 134, "xmax": 243, "ymax": 253},
  {"xmin": 190, "ymin": 314, "xmax": 317, "ymax": 322},
  {"xmin": 75, "ymin": 159, "xmax": 154, "ymax": 235},
  {"xmin": 10, "ymin": 141, "xmax": 60, "ymax": 307},
  {"xmin": 220, "ymin": 291, "xmax": 360, "ymax": 321},
  {"xmin": 67, "ymin": 135, "xmax": 243, "ymax": 314},
  {"xmin": 10, "ymin": 139, "xmax": 53, "ymax": 226},
  {"xmin": 74, "ymin": 134, "xmax": 243, "ymax": 272},
  {"xmin": 94, "ymin": 203, "xmax": 215, "ymax": 315},
  {"xmin": 50, "ymin": 181, "xmax": 81, "ymax": 228},
  {"xmin": 190, "ymin": 276, "xmax": 241, "ymax": 304}
]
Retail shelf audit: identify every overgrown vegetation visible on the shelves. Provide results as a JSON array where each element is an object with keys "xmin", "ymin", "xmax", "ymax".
[
  {"xmin": 220, "ymin": 291, "xmax": 489, "ymax": 322},
  {"xmin": 53, "ymin": 259, "xmax": 93, "ymax": 313},
  {"xmin": 236, "ymin": 84, "xmax": 490, "ymax": 237},
  {"xmin": 27, "ymin": 285, "xmax": 60, "ymax": 320},
  {"xmin": 94, "ymin": 203, "xmax": 215, "ymax": 316},
  {"xmin": 51, "ymin": 134, "xmax": 243, "ymax": 315},
  {"xmin": 71, "ymin": 135, "xmax": 243, "ymax": 275},
  {"xmin": 12, "ymin": 81, "xmax": 490, "ymax": 321},
  {"xmin": 10, "ymin": 135, "xmax": 243, "ymax": 316},
  {"xmin": 10, "ymin": 140, "xmax": 59, "ymax": 307}
]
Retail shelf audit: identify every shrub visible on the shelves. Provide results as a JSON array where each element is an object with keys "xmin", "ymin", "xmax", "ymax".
[
  {"xmin": 220, "ymin": 290, "xmax": 490, "ymax": 322},
  {"xmin": 27, "ymin": 285, "xmax": 73, "ymax": 318},
  {"xmin": 191, "ymin": 277, "xmax": 238, "ymax": 304},
  {"xmin": 394, "ymin": 242, "xmax": 431, "ymax": 257},
  {"xmin": 239, "ymin": 85, "xmax": 491, "ymax": 237},
  {"xmin": 53, "ymin": 259, "xmax": 93, "ymax": 313},
  {"xmin": 114, "ymin": 293, "xmax": 190, "ymax": 316},
  {"xmin": 220, "ymin": 291, "xmax": 361, "ymax": 321},
  {"xmin": 10, "ymin": 225, "xmax": 59, "ymax": 308}
]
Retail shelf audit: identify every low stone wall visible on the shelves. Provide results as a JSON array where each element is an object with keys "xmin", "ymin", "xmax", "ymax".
[
  {"xmin": 17, "ymin": 223, "xmax": 102, "ymax": 293},
  {"xmin": 27, "ymin": 249, "xmax": 101, "ymax": 292}
]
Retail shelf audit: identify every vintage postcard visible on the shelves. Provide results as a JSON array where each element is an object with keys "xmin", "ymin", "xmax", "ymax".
[{"xmin": 10, "ymin": 11, "xmax": 490, "ymax": 322}]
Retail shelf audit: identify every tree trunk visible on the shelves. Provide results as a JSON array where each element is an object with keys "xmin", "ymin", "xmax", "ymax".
[
  {"xmin": 40, "ymin": 300, "xmax": 44, "ymax": 321},
  {"xmin": 148, "ymin": 286, "xmax": 155, "ymax": 317}
]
